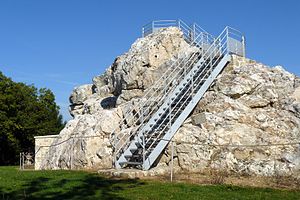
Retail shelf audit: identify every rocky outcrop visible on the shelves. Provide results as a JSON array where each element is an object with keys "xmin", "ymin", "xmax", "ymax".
[
  {"xmin": 39, "ymin": 27, "xmax": 195, "ymax": 170},
  {"xmin": 157, "ymin": 56, "xmax": 300, "ymax": 177},
  {"xmin": 37, "ymin": 27, "xmax": 300, "ymax": 178},
  {"xmin": 40, "ymin": 109, "xmax": 122, "ymax": 169}
]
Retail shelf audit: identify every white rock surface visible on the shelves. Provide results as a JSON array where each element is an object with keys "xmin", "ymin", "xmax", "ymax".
[
  {"xmin": 37, "ymin": 28, "xmax": 300, "ymax": 178},
  {"xmin": 38, "ymin": 27, "xmax": 194, "ymax": 170},
  {"xmin": 159, "ymin": 56, "xmax": 300, "ymax": 177}
]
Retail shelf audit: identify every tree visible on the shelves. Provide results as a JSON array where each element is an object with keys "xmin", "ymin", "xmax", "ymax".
[{"xmin": 0, "ymin": 72, "xmax": 65, "ymax": 165}]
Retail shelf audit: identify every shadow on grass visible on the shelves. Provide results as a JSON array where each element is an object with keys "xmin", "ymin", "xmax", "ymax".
[{"xmin": 0, "ymin": 173, "xmax": 144, "ymax": 200}]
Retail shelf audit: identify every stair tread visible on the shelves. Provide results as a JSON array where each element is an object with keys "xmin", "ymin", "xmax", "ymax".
[
  {"xmin": 119, "ymin": 161, "xmax": 142, "ymax": 165},
  {"xmin": 124, "ymin": 154, "xmax": 141, "ymax": 158}
]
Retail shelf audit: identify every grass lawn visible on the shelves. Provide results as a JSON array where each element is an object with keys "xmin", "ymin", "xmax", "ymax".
[{"xmin": 0, "ymin": 166, "xmax": 299, "ymax": 200}]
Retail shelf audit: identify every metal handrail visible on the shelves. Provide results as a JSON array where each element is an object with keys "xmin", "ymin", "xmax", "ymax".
[
  {"xmin": 112, "ymin": 30, "xmax": 209, "ymax": 159},
  {"xmin": 114, "ymin": 19, "xmax": 196, "ymax": 131},
  {"xmin": 114, "ymin": 33, "xmax": 223, "ymax": 160},
  {"xmin": 110, "ymin": 20, "xmax": 206, "ymax": 145},
  {"xmin": 142, "ymin": 36, "xmax": 225, "ymax": 148},
  {"xmin": 142, "ymin": 26, "xmax": 242, "ymax": 158},
  {"xmin": 113, "ymin": 53, "xmax": 198, "ymax": 158},
  {"xmin": 111, "ymin": 22, "xmax": 215, "ymax": 160},
  {"xmin": 143, "ymin": 36, "xmax": 228, "ymax": 153}
]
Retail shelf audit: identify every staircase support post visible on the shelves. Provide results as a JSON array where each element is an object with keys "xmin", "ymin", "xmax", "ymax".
[
  {"xmin": 142, "ymin": 133, "xmax": 145, "ymax": 170},
  {"xmin": 142, "ymin": 107, "xmax": 145, "ymax": 170},
  {"xmin": 169, "ymin": 98, "xmax": 171, "ymax": 129},
  {"xmin": 170, "ymin": 140, "xmax": 174, "ymax": 182},
  {"xmin": 191, "ymin": 66, "xmax": 194, "ymax": 95},
  {"xmin": 113, "ymin": 134, "xmax": 116, "ymax": 168}
]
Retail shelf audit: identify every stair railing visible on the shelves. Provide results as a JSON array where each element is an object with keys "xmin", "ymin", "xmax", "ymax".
[
  {"xmin": 111, "ymin": 20, "xmax": 212, "ymax": 147},
  {"xmin": 112, "ymin": 31, "xmax": 208, "ymax": 161},
  {"xmin": 110, "ymin": 23, "xmax": 215, "ymax": 164},
  {"xmin": 142, "ymin": 19, "xmax": 213, "ymax": 44},
  {"xmin": 141, "ymin": 26, "xmax": 245, "ymax": 159}
]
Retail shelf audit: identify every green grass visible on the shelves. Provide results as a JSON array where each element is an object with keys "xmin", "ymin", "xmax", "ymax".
[{"xmin": 0, "ymin": 166, "xmax": 300, "ymax": 200}]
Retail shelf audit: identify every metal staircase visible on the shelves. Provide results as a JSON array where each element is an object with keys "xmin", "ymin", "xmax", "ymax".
[{"xmin": 110, "ymin": 20, "xmax": 245, "ymax": 170}]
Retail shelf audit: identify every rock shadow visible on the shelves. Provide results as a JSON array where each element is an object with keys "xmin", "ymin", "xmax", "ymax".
[
  {"xmin": 100, "ymin": 96, "xmax": 118, "ymax": 109},
  {"xmin": 1, "ymin": 172, "xmax": 145, "ymax": 200}
]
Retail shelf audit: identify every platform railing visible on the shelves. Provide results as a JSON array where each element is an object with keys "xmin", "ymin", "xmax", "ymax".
[{"xmin": 142, "ymin": 19, "xmax": 214, "ymax": 45}]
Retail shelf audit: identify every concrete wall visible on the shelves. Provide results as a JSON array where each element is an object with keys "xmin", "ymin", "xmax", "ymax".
[{"xmin": 34, "ymin": 135, "xmax": 60, "ymax": 170}]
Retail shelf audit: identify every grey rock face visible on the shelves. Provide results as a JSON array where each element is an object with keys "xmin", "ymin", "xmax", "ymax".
[
  {"xmin": 39, "ymin": 28, "xmax": 300, "ymax": 178},
  {"xmin": 69, "ymin": 84, "xmax": 93, "ymax": 105}
]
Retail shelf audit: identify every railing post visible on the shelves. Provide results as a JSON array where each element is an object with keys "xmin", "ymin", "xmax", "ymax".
[
  {"xmin": 164, "ymin": 78, "xmax": 168, "ymax": 97},
  {"xmin": 226, "ymin": 27, "xmax": 229, "ymax": 38},
  {"xmin": 191, "ymin": 74, "xmax": 194, "ymax": 95},
  {"xmin": 141, "ymin": 107, "xmax": 144, "ymax": 124},
  {"xmin": 192, "ymin": 23, "xmax": 196, "ymax": 43},
  {"xmin": 22, "ymin": 152, "xmax": 25, "ymax": 170},
  {"xmin": 178, "ymin": 20, "xmax": 181, "ymax": 29},
  {"xmin": 142, "ymin": 27, "xmax": 144, "ymax": 37},
  {"xmin": 201, "ymin": 32, "xmax": 204, "ymax": 55},
  {"xmin": 19, "ymin": 152, "xmax": 21, "ymax": 170},
  {"xmin": 226, "ymin": 27, "xmax": 229, "ymax": 54},
  {"xmin": 152, "ymin": 21, "xmax": 154, "ymax": 33},
  {"xmin": 242, "ymin": 36, "xmax": 246, "ymax": 57},
  {"xmin": 206, "ymin": 33, "xmax": 209, "ymax": 44},
  {"xmin": 184, "ymin": 61, "xmax": 187, "ymax": 76},
  {"xmin": 164, "ymin": 78, "xmax": 167, "ymax": 96}
]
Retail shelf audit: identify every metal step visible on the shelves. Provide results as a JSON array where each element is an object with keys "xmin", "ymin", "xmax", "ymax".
[
  {"xmin": 125, "ymin": 154, "xmax": 140, "ymax": 158},
  {"xmin": 119, "ymin": 161, "xmax": 142, "ymax": 166}
]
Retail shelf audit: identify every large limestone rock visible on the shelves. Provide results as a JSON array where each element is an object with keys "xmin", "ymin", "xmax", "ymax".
[
  {"xmin": 40, "ymin": 109, "xmax": 122, "ymax": 170},
  {"xmin": 39, "ymin": 27, "xmax": 194, "ymax": 170},
  {"xmin": 158, "ymin": 56, "xmax": 300, "ymax": 177},
  {"xmin": 37, "ymin": 27, "xmax": 300, "ymax": 178}
]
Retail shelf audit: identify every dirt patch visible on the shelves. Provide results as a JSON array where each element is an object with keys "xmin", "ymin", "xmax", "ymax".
[
  {"xmin": 161, "ymin": 172, "xmax": 300, "ymax": 190},
  {"xmin": 98, "ymin": 169, "xmax": 300, "ymax": 190}
]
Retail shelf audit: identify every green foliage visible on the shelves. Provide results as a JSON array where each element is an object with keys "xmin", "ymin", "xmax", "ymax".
[
  {"xmin": 0, "ymin": 166, "xmax": 300, "ymax": 200},
  {"xmin": 0, "ymin": 72, "xmax": 64, "ymax": 165}
]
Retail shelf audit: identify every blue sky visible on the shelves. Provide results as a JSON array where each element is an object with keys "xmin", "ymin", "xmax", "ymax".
[{"xmin": 0, "ymin": 0, "xmax": 299, "ymax": 121}]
